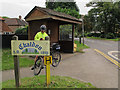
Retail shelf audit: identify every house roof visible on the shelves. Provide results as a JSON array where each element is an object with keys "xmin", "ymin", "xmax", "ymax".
[
  {"xmin": 0, "ymin": 17, "xmax": 5, "ymax": 21},
  {"xmin": 5, "ymin": 18, "xmax": 28, "ymax": 26},
  {"xmin": 25, "ymin": 6, "xmax": 82, "ymax": 24},
  {"xmin": 0, "ymin": 17, "xmax": 13, "ymax": 33}
]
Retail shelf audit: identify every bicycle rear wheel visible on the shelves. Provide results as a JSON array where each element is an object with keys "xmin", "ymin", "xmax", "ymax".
[
  {"xmin": 52, "ymin": 51, "xmax": 61, "ymax": 67},
  {"xmin": 34, "ymin": 57, "xmax": 43, "ymax": 75}
]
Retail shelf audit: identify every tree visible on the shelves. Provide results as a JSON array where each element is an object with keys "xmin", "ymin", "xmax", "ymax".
[
  {"xmin": 15, "ymin": 25, "xmax": 28, "ymax": 35},
  {"xmin": 46, "ymin": 2, "xmax": 79, "ymax": 12},
  {"xmin": 2, "ymin": 16, "xmax": 9, "ymax": 18},
  {"xmin": 45, "ymin": 1, "xmax": 81, "ymax": 19},
  {"xmin": 86, "ymin": 1, "xmax": 120, "ymax": 34},
  {"xmin": 54, "ymin": 7, "xmax": 81, "ymax": 19}
]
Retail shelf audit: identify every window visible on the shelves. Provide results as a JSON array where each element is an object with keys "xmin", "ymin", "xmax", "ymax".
[{"xmin": 59, "ymin": 24, "xmax": 72, "ymax": 41}]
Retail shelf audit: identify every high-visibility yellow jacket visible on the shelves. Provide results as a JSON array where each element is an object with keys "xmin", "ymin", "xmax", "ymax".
[{"xmin": 34, "ymin": 32, "xmax": 48, "ymax": 40}]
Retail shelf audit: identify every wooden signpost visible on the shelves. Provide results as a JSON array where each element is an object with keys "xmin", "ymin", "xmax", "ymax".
[{"xmin": 12, "ymin": 35, "xmax": 20, "ymax": 87}]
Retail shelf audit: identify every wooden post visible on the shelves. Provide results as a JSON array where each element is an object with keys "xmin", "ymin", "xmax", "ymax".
[
  {"xmin": 72, "ymin": 24, "xmax": 75, "ymax": 53},
  {"xmin": 12, "ymin": 35, "xmax": 20, "ymax": 87},
  {"xmin": 79, "ymin": 36, "xmax": 81, "ymax": 44}
]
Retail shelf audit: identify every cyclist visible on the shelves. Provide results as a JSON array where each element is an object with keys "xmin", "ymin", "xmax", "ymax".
[{"xmin": 31, "ymin": 24, "xmax": 49, "ymax": 70}]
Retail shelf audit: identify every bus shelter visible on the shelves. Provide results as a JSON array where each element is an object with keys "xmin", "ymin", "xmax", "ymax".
[{"xmin": 25, "ymin": 6, "xmax": 82, "ymax": 53}]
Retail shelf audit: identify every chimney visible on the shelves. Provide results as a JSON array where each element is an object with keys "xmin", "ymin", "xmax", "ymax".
[{"xmin": 19, "ymin": 15, "xmax": 22, "ymax": 20}]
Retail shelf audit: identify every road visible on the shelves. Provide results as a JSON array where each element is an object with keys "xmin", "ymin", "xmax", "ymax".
[
  {"xmin": 79, "ymin": 38, "xmax": 119, "ymax": 64},
  {"xmin": 84, "ymin": 38, "xmax": 118, "ymax": 54}
]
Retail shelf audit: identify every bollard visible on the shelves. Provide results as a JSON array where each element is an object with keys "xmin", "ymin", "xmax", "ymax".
[{"xmin": 12, "ymin": 35, "xmax": 20, "ymax": 87}]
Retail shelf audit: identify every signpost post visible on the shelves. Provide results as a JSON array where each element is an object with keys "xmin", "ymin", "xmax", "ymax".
[
  {"xmin": 12, "ymin": 35, "xmax": 20, "ymax": 87},
  {"xmin": 44, "ymin": 56, "xmax": 52, "ymax": 87}
]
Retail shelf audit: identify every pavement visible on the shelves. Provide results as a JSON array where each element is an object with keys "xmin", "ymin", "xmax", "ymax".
[{"xmin": 2, "ymin": 49, "xmax": 119, "ymax": 88}]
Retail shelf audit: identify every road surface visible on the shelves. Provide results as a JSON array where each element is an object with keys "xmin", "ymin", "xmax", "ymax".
[{"xmin": 77, "ymin": 38, "xmax": 119, "ymax": 64}]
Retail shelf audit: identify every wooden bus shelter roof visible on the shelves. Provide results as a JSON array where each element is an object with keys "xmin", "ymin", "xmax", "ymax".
[{"xmin": 25, "ymin": 6, "xmax": 82, "ymax": 24}]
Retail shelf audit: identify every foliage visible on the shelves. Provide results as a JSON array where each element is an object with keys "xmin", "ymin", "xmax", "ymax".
[
  {"xmin": 87, "ymin": 37, "xmax": 120, "ymax": 41},
  {"xmin": 2, "ymin": 75, "xmax": 95, "ymax": 88},
  {"xmin": 105, "ymin": 33, "xmax": 115, "ymax": 39},
  {"xmin": 15, "ymin": 25, "xmax": 28, "ymax": 35},
  {"xmin": 116, "ymin": 33, "xmax": 120, "ymax": 37},
  {"xmin": 60, "ymin": 24, "xmax": 72, "ymax": 40},
  {"xmin": 86, "ymin": 33, "xmax": 101, "ymax": 37},
  {"xmin": 2, "ymin": 16, "xmax": 9, "ymax": 18},
  {"xmin": 45, "ymin": 1, "xmax": 80, "ymax": 19},
  {"xmin": 46, "ymin": 2, "xmax": 79, "ymax": 12},
  {"xmin": 74, "ymin": 40, "xmax": 89, "ymax": 53},
  {"xmin": 54, "ymin": 7, "xmax": 81, "ymax": 19},
  {"xmin": 85, "ymin": 1, "xmax": 120, "ymax": 35}
]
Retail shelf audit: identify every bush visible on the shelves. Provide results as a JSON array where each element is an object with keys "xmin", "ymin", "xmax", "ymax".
[
  {"xmin": 87, "ymin": 33, "xmax": 93, "ymax": 37},
  {"xmin": 93, "ymin": 33, "xmax": 101, "ymax": 37},
  {"xmin": 86, "ymin": 33, "xmax": 101, "ymax": 37},
  {"xmin": 105, "ymin": 33, "xmax": 115, "ymax": 39},
  {"xmin": 99, "ymin": 34, "xmax": 105, "ymax": 38},
  {"xmin": 15, "ymin": 27, "xmax": 28, "ymax": 35},
  {"xmin": 116, "ymin": 33, "xmax": 120, "ymax": 38}
]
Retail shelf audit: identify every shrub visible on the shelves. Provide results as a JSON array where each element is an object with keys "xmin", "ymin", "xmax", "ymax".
[
  {"xmin": 15, "ymin": 27, "xmax": 28, "ymax": 35},
  {"xmin": 99, "ymin": 34, "xmax": 105, "ymax": 38},
  {"xmin": 87, "ymin": 33, "xmax": 93, "ymax": 37},
  {"xmin": 105, "ymin": 33, "xmax": 115, "ymax": 39},
  {"xmin": 116, "ymin": 33, "xmax": 120, "ymax": 38},
  {"xmin": 93, "ymin": 33, "xmax": 101, "ymax": 37}
]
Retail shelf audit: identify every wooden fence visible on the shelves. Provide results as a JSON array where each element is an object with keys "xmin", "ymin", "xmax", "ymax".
[{"xmin": 2, "ymin": 34, "xmax": 28, "ymax": 48}]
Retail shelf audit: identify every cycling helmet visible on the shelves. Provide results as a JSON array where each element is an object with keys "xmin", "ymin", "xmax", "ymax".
[{"xmin": 40, "ymin": 25, "xmax": 46, "ymax": 31}]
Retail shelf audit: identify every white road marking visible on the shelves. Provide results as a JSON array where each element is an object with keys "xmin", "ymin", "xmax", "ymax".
[{"xmin": 108, "ymin": 51, "xmax": 120, "ymax": 60}]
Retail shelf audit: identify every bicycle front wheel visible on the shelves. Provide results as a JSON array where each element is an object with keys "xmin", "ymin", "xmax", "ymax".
[
  {"xmin": 52, "ymin": 51, "xmax": 61, "ymax": 67},
  {"xmin": 34, "ymin": 57, "xmax": 43, "ymax": 75}
]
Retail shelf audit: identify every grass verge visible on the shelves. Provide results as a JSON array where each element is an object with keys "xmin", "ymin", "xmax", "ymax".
[
  {"xmin": 2, "ymin": 48, "xmax": 34, "ymax": 70},
  {"xmin": 2, "ymin": 75, "xmax": 96, "ymax": 88},
  {"xmin": 74, "ymin": 40, "xmax": 89, "ymax": 53},
  {"xmin": 86, "ymin": 37, "xmax": 120, "ymax": 41}
]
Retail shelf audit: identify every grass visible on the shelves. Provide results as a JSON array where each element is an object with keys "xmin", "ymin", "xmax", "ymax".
[
  {"xmin": 2, "ymin": 75, "xmax": 96, "ymax": 88},
  {"xmin": 2, "ymin": 48, "xmax": 34, "ymax": 70},
  {"xmin": 87, "ymin": 37, "xmax": 120, "ymax": 41},
  {"xmin": 74, "ymin": 40, "xmax": 89, "ymax": 53}
]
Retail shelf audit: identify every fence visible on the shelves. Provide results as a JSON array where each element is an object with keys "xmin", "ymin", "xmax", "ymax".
[{"xmin": 2, "ymin": 34, "xmax": 28, "ymax": 48}]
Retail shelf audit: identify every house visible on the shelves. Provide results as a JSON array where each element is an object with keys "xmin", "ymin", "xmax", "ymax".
[
  {"xmin": 5, "ymin": 16, "xmax": 28, "ymax": 33},
  {"xmin": 0, "ymin": 17, "xmax": 13, "ymax": 35},
  {"xmin": 25, "ymin": 6, "xmax": 82, "ymax": 53}
]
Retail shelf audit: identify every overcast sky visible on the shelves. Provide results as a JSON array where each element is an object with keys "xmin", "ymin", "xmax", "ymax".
[{"xmin": 0, "ymin": 0, "xmax": 93, "ymax": 19}]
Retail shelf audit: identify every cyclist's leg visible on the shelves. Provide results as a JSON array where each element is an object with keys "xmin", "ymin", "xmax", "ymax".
[
  {"xmin": 35, "ymin": 55, "xmax": 38, "ymax": 62},
  {"xmin": 31, "ymin": 55, "xmax": 39, "ymax": 70},
  {"xmin": 40, "ymin": 56, "xmax": 44, "ymax": 69}
]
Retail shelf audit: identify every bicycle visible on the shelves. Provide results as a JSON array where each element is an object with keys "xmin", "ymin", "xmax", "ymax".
[{"xmin": 33, "ymin": 43, "xmax": 61, "ymax": 75}]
